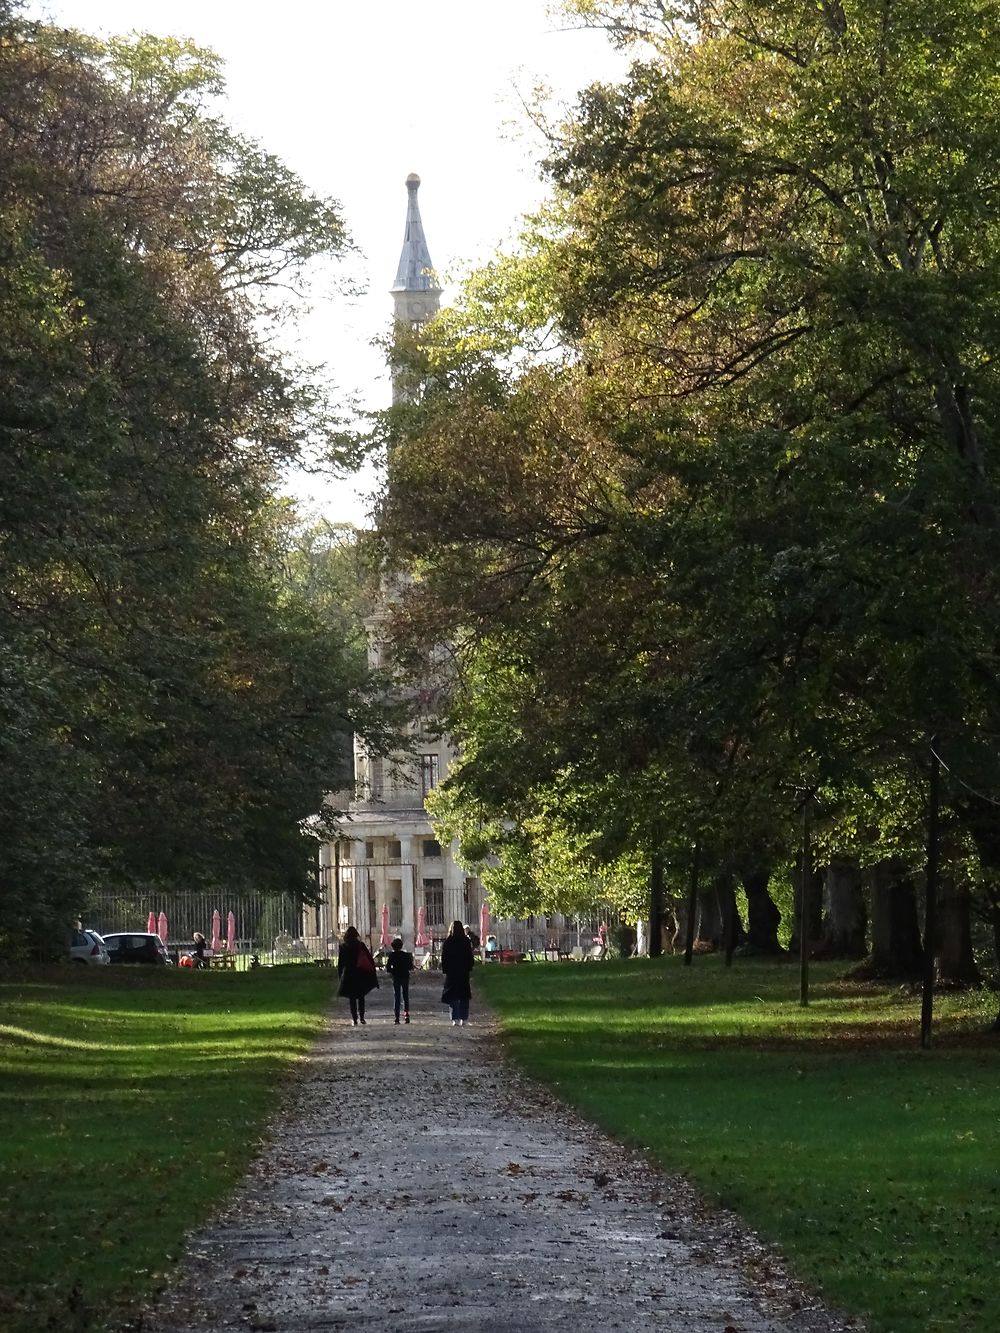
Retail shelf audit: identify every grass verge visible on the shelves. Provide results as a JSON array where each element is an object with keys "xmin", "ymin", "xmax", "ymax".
[
  {"xmin": 0, "ymin": 964, "xmax": 336, "ymax": 1331},
  {"xmin": 478, "ymin": 956, "xmax": 1000, "ymax": 1333}
]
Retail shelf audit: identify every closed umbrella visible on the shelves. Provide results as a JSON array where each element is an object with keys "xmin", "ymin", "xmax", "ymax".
[
  {"xmin": 147, "ymin": 911, "xmax": 157, "ymax": 934},
  {"xmin": 380, "ymin": 902, "xmax": 391, "ymax": 949},
  {"xmin": 479, "ymin": 900, "xmax": 489, "ymax": 950},
  {"xmin": 415, "ymin": 905, "xmax": 429, "ymax": 948},
  {"xmin": 211, "ymin": 909, "xmax": 222, "ymax": 953},
  {"xmin": 227, "ymin": 910, "xmax": 237, "ymax": 954},
  {"xmin": 157, "ymin": 911, "xmax": 168, "ymax": 944}
]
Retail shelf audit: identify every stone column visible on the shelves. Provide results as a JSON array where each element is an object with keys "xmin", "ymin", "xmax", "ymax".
[
  {"xmin": 317, "ymin": 842, "xmax": 331, "ymax": 955},
  {"xmin": 340, "ymin": 839, "xmax": 358, "ymax": 933},
  {"xmin": 399, "ymin": 834, "xmax": 416, "ymax": 947},
  {"xmin": 444, "ymin": 838, "xmax": 465, "ymax": 925}
]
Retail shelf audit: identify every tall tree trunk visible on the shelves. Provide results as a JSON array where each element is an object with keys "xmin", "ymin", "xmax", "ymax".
[
  {"xmin": 789, "ymin": 851, "xmax": 824, "ymax": 956},
  {"xmin": 649, "ymin": 852, "xmax": 665, "ymax": 958},
  {"xmin": 990, "ymin": 902, "xmax": 1000, "ymax": 1031},
  {"xmin": 935, "ymin": 878, "xmax": 981, "ymax": 987},
  {"xmin": 820, "ymin": 857, "xmax": 868, "ymax": 959},
  {"xmin": 855, "ymin": 861, "xmax": 923, "ymax": 980},
  {"xmin": 740, "ymin": 865, "xmax": 783, "ymax": 953},
  {"xmin": 956, "ymin": 800, "xmax": 1000, "ymax": 1023},
  {"xmin": 717, "ymin": 872, "xmax": 744, "ymax": 965},
  {"xmin": 696, "ymin": 883, "xmax": 722, "ymax": 950}
]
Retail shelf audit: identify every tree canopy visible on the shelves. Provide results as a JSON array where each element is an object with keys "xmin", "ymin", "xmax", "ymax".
[
  {"xmin": 0, "ymin": 6, "xmax": 386, "ymax": 955},
  {"xmin": 374, "ymin": 0, "xmax": 1000, "ymax": 940}
]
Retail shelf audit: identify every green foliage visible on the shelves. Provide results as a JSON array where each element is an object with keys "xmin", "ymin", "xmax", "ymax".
[
  {"xmin": 0, "ymin": 966, "xmax": 335, "ymax": 1332},
  {"xmin": 481, "ymin": 957, "xmax": 1000, "ymax": 1333},
  {"xmin": 0, "ymin": 13, "xmax": 386, "ymax": 953},
  {"xmin": 375, "ymin": 0, "xmax": 1000, "ymax": 926}
]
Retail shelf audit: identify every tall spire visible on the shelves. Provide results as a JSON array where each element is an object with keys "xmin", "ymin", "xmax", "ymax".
[{"xmin": 391, "ymin": 173, "xmax": 442, "ymax": 325}]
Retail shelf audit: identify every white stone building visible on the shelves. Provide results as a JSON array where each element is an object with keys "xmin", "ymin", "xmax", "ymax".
[{"xmin": 313, "ymin": 175, "xmax": 485, "ymax": 955}]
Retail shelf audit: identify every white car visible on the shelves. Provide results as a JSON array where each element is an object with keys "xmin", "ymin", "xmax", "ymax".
[{"xmin": 69, "ymin": 928, "xmax": 109, "ymax": 965}]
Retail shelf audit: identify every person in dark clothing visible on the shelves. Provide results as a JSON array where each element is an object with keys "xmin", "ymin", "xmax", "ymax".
[
  {"xmin": 440, "ymin": 919, "xmax": 475, "ymax": 1026},
  {"xmin": 191, "ymin": 931, "xmax": 208, "ymax": 969},
  {"xmin": 385, "ymin": 936, "xmax": 414, "ymax": 1024},
  {"xmin": 337, "ymin": 925, "xmax": 378, "ymax": 1025}
]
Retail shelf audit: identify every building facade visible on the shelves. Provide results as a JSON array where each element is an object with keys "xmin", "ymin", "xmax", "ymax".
[{"xmin": 314, "ymin": 175, "xmax": 484, "ymax": 955}]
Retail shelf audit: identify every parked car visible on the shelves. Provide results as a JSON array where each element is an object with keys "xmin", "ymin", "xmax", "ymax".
[
  {"xmin": 102, "ymin": 932, "xmax": 171, "ymax": 965},
  {"xmin": 69, "ymin": 928, "xmax": 109, "ymax": 965}
]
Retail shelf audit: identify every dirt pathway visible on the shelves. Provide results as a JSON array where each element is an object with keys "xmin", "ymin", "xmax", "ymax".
[{"xmin": 148, "ymin": 973, "xmax": 863, "ymax": 1333}]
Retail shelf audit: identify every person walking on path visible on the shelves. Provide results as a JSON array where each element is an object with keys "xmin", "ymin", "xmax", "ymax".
[
  {"xmin": 440, "ymin": 919, "xmax": 475, "ymax": 1026},
  {"xmin": 337, "ymin": 925, "xmax": 378, "ymax": 1026},
  {"xmin": 384, "ymin": 936, "xmax": 413, "ymax": 1024}
]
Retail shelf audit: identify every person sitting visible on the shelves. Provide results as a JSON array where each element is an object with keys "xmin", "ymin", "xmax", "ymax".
[{"xmin": 484, "ymin": 934, "xmax": 500, "ymax": 962}]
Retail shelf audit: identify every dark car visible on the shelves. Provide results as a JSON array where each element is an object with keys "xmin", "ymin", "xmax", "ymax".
[{"xmin": 102, "ymin": 932, "xmax": 171, "ymax": 965}]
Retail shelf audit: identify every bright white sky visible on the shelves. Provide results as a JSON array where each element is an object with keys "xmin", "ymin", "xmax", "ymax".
[{"xmin": 37, "ymin": 0, "xmax": 629, "ymax": 526}]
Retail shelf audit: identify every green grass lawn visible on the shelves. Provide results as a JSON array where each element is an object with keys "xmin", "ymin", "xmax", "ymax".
[
  {"xmin": 479, "ymin": 957, "xmax": 1000, "ymax": 1333},
  {"xmin": 0, "ymin": 964, "xmax": 336, "ymax": 1332}
]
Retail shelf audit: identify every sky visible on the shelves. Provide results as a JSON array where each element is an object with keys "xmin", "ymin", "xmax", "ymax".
[{"xmin": 37, "ymin": 0, "xmax": 630, "ymax": 526}]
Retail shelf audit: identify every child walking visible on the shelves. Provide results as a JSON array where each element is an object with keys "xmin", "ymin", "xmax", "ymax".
[{"xmin": 385, "ymin": 936, "xmax": 414, "ymax": 1024}]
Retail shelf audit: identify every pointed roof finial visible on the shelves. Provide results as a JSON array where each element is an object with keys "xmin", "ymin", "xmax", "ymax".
[{"xmin": 392, "ymin": 172, "xmax": 441, "ymax": 294}]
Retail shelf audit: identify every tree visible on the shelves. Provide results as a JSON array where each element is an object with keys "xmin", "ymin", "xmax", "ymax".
[
  {"xmin": 371, "ymin": 0, "xmax": 1000, "ymax": 985},
  {"xmin": 0, "ymin": 13, "xmax": 387, "ymax": 955}
]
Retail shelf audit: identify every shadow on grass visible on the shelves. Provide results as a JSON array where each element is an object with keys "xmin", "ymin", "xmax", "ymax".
[
  {"xmin": 0, "ymin": 965, "xmax": 337, "ymax": 1333},
  {"xmin": 479, "ymin": 955, "xmax": 1000, "ymax": 1333}
]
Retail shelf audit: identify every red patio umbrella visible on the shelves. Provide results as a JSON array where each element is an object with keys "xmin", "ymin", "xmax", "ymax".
[
  {"xmin": 479, "ymin": 900, "xmax": 489, "ymax": 949},
  {"xmin": 157, "ymin": 911, "xmax": 168, "ymax": 944},
  {"xmin": 211, "ymin": 908, "xmax": 222, "ymax": 953},
  {"xmin": 226, "ymin": 910, "xmax": 237, "ymax": 954},
  {"xmin": 147, "ymin": 911, "xmax": 157, "ymax": 934},
  {"xmin": 379, "ymin": 902, "xmax": 391, "ymax": 949},
  {"xmin": 415, "ymin": 905, "xmax": 429, "ymax": 948}
]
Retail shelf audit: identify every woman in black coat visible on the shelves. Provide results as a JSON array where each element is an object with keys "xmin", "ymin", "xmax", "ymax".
[
  {"xmin": 440, "ymin": 919, "xmax": 475, "ymax": 1026},
  {"xmin": 337, "ymin": 925, "xmax": 378, "ymax": 1026}
]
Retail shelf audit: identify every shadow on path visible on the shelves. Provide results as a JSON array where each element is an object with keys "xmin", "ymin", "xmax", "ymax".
[{"xmin": 147, "ymin": 974, "xmax": 862, "ymax": 1333}]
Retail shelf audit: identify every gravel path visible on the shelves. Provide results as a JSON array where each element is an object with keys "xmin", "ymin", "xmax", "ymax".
[{"xmin": 148, "ymin": 973, "xmax": 864, "ymax": 1333}]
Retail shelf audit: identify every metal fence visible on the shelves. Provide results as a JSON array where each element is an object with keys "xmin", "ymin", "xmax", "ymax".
[
  {"xmin": 81, "ymin": 893, "xmax": 624, "ymax": 965},
  {"xmin": 485, "ymin": 915, "xmax": 624, "ymax": 956},
  {"xmin": 84, "ymin": 891, "xmax": 313, "ymax": 963}
]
